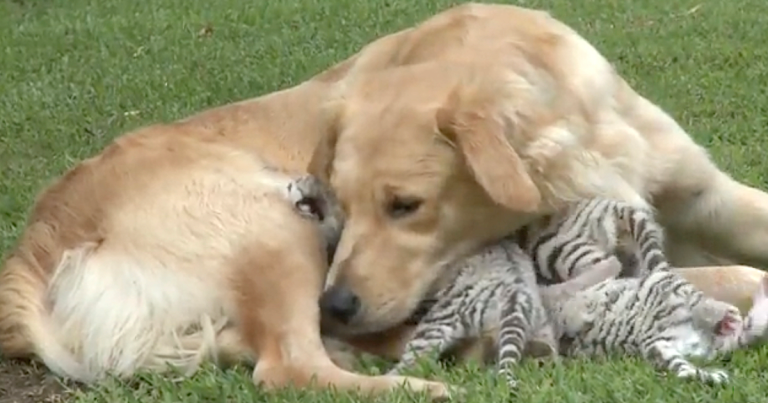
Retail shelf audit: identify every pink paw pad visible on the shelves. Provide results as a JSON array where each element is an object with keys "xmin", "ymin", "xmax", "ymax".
[{"xmin": 716, "ymin": 313, "xmax": 742, "ymax": 336}]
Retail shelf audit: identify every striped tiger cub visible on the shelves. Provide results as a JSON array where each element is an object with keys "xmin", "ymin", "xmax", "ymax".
[
  {"xmin": 403, "ymin": 197, "xmax": 768, "ymax": 386},
  {"xmin": 386, "ymin": 238, "xmax": 619, "ymax": 389},
  {"xmin": 513, "ymin": 197, "xmax": 768, "ymax": 384},
  {"xmin": 516, "ymin": 197, "xmax": 667, "ymax": 285},
  {"xmin": 390, "ymin": 197, "xmax": 670, "ymax": 385},
  {"xmin": 549, "ymin": 269, "xmax": 768, "ymax": 384}
]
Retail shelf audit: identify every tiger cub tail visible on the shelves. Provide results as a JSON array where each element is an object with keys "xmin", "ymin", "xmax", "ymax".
[{"xmin": 497, "ymin": 286, "xmax": 539, "ymax": 389}]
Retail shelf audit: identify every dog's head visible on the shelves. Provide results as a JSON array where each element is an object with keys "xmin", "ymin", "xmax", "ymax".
[{"xmin": 309, "ymin": 63, "xmax": 548, "ymax": 335}]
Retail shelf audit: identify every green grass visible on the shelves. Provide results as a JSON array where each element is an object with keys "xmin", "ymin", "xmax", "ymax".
[{"xmin": 2, "ymin": 0, "xmax": 768, "ymax": 401}]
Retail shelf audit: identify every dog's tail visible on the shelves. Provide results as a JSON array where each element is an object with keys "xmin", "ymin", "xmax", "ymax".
[
  {"xmin": 1, "ymin": 240, "xmax": 240, "ymax": 382},
  {"xmin": 0, "ymin": 250, "xmax": 92, "ymax": 381}
]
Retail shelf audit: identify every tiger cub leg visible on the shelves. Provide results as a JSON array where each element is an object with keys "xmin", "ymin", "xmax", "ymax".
[
  {"xmin": 539, "ymin": 258, "xmax": 622, "ymax": 303},
  {"xmin": 524, "ymin": 324, "xmax": 559, "ymax": 362},
  {"xmin": 387, "ymin": 301, "xmax": 467, "ymax": 376},
  {"xmin": 644, "ymin": 340, "xmax": 729, "ymax": 384},
  {"xmin": 528, "ymin": 258, "xmax": 623, "ymax": 362},
  {"xmin": 555, "ymin": 243, "xmax": 625, "ymax": 282}
]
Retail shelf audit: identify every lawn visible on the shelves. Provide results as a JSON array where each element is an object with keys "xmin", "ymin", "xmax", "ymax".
[{"xmin": 2, "ymin": 0, "xmax": 768, "ymax": 401}]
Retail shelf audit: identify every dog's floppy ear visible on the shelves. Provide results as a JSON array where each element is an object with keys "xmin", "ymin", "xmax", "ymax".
[
  {"xmin": 307, "ymin": 97, "xmax": 346, "ymax": 183},
  {"xmin": 436, "ymin": 83, "xmax": 541, "ymax": 212}
]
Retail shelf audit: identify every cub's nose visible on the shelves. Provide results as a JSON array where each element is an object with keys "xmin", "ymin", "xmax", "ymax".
[{"xmin": 319, "ymin": 285, "xmax": 360, "ymax": 324}]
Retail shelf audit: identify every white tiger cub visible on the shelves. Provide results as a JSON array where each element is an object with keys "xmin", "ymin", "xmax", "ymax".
[
  {"xmin": 391, "ymin": 241, "xmax": 768, "ymax": 387},
  {"xmin": 387, "ymin": 197, "xmax": 673, "ymax": 381},
  {"xmin": 550, "ymin": 269, "xmax": 768, "ymax": 384},
  {"xmin": 385, "ymin": 238, "xmax": 620, "ymax": 389},
  {"xmin": 513, "ymin": 197, "xmax": 768, "ymax": 384},
  {"xmin": 385, "ymin": 196, "xmax": 768, "ymax": 386},
  {"xmin": 516, "ymin": 197, "xmax": 665, "ymax": 285}
]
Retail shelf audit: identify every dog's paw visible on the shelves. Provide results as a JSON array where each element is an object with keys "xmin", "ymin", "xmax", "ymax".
[
  {"xmin": 425, "ymin": 381, "xmax": 466, "ymax": 401},
  {"xmin": 395, "ymin": 377, "xmax": 464, "ymax": 401},
  {"xmin": 742, "ymin": 277, "xmax": 768, "ymax": 345}
]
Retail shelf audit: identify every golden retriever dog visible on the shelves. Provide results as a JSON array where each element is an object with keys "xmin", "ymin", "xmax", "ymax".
[
  {"xmin": 309, "ymin": 4, "xmax": 768, "ymax": 339},
  {"xmin": 0, "ymin": 63, "xmax": 453, "ymax": 398},
  {"xmin": 0, "ymin": 2, "xmax": 764, "ymax": 400}
]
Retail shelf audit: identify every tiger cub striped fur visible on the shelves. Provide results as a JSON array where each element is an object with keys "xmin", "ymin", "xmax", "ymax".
[
  {"xmin": 386, "ymin": 238, "xmax": 619, "ymax": 388},
  {"xmin": 397, "ymin": 196, "xmax": 767, "ymax": 387},
  {"xmin": 395, "ymin": 197, "xmax": 670, "ymax": 379},
  {"xmin": 510, "ymin": 197, "xmax": 766, "ymax": 383},
  {"xmin": 516, "ymin": 197, "xmax": 667, "ymax": 285},
  {"xmin": 548, "ymin": 268, "xmax": 768, "ymax": 384}
]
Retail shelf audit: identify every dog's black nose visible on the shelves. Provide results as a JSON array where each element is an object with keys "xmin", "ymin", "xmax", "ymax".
[{"xmin": 319, "ymin": 285, "xmax": 360, "ymax": 324}]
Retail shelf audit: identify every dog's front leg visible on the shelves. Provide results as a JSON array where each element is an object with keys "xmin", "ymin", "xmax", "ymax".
[{"xmin": 228, "ymin": 242, "xmax": 456, "ymax": 400}]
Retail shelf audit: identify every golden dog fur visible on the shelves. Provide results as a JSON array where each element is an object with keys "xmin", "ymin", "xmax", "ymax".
[
  {"xmin": 0, "ymin": 59, "xmax": 452, "ymax": 397},
  {"xmin": 0, "ymin": 3, "xmax": 765, "ymax": 400},
  {"xmin": 310, "ymin": 4, "xmax": 768, "ymax": 339}
]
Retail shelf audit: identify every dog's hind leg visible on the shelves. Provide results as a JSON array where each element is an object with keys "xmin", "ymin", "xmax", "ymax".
[
  {"xmin": 657, "ymin": 159, "xmax": 768, "ymax": 270},
  {"xmin": 616, "ymin": 78, "xmax": 768, "ymax": 269}
]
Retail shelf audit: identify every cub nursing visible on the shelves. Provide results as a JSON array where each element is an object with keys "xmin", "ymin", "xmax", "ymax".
[{"xmin": 287, "ymin": 176, "xmax": 768, "ymax": 387}]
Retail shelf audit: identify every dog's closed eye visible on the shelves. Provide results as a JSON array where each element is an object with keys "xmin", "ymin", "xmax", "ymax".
[{"xmin": 386, "ymin": 196, "xmax": 423, "ymax": 219}]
